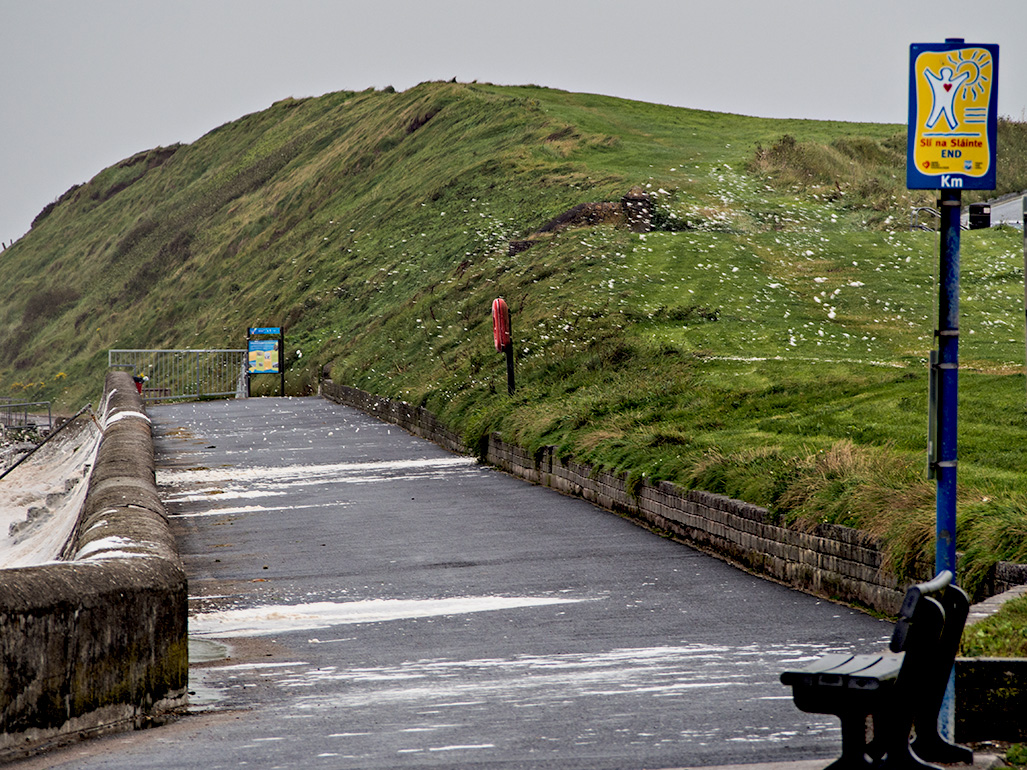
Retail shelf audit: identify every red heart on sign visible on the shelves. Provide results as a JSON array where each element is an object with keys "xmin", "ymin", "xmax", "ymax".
[
  {"xmin": 923, "ymin": 161, "xmax": 930, "ymax": 169},
  {"xmin": 944, "ymin": 84, "xmax": 953, "ymax": 92}
]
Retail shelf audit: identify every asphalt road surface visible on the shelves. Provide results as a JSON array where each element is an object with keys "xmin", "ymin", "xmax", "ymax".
[
  {"xmin": 987, "ymin": 194, "xmax": 1024, "ymax": 226},
  {"xmin": 961, "ymin": 193, "xmax": 1025, "ymax": 227},
  {"xmin": 20, "ymin": 397, "xmax": 892, "ymax": 770}
]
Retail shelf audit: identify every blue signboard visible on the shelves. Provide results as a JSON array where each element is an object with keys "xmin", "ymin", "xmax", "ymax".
[
  {"xmin": 907, "ymin": 40, "xmax": 999, "ymax": 190},
  {"xmin": 249, "ymin": 327, "xmax": 282, "ymax": 336},
  {"xmin": 248, "ymin": 340, "xmax": 280, "ymax": 373}
]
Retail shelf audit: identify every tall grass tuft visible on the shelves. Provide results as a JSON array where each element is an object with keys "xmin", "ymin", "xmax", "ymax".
[{"xmin": 959, "ymin": 497, "xmax": 1027, "ymax": 598}]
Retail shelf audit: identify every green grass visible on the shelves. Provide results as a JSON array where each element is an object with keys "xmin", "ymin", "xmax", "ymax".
[
  {"xmin": 1007, "ymin": 743, "xmax": 1027, "ymax": 768},
  {"xmin": 960, "ymin": 594, "xmax": 1027, "ymax": 657},
  {"xmin": 4, "ymin": 82, "xmax": 1027, "ymax": 616}
]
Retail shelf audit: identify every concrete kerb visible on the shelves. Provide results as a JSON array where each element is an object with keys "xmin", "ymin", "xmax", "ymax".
[
  {"xmin": 320, "ymin": 379, "xmax": 1027, "ymax": 744},
  {"xmin": 0, "ymin": 370, "xmax": 187, "ymax": 760}
]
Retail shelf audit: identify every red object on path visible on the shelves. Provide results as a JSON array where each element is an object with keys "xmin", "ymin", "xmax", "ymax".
[{"xmin": 492, "ymin": 298, "xmax": 511, "ymax": 352}]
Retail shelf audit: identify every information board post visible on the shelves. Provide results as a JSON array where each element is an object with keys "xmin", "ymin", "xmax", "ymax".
[{"xmin": 908, "ymin": 38, "xmax": 997, "ymax": 745}]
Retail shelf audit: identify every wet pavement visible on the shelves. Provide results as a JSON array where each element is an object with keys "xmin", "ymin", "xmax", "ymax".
[{"xmin": 19, "ymin": 396, "xmax": 896, "ymax": 769}]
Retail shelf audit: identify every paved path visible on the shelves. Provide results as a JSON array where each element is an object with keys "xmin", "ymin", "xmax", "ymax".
[
  {"xmin": 960, "ymin": 193, "xmax": 1025, "ymax": 227},
  {"xmin": 22, "ymin": 397, "xmax": 894, "ymax": 770},
  {"xmin": 987, "ymin": 194, "xmax": 1024, "ymax": 226}
]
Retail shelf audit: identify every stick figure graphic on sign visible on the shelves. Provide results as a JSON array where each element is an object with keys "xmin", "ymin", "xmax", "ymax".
[{"xmin": 924, "ymin": 66, "xmax": 971, "ymax": 130}]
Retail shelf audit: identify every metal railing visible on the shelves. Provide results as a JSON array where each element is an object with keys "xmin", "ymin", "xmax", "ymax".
[
  {"xmin": 911, "ymin": 206, "xmax": 970, "ymax": 232},
  {"xmin": 108, "ymin": 349, "xmax": 247, "ymax": 403},
  {"xmin": 0, "ymin": 400, "xmax": 52, "ymax": 431},
  {"xmin": 911, "ymin": 206, "xmax": 941, "ymax": 231}
]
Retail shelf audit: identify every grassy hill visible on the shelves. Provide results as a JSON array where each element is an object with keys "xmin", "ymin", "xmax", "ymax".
[{"xmin": 4, "ymin": 81, "xmax": 1027, "ymax": 596}]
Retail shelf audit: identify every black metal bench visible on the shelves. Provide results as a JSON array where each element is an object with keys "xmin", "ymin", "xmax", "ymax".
[{"xmin": 780, "ymin": 571, "xmax": 973, "ymax": 769}]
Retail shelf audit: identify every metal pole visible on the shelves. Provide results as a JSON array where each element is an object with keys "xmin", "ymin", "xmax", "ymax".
[
  {"xmin": 246, "ymin": 328, "xmax": 252, "ymax": 398},
  {"xmin": 505, "ymin": 313, "xmax": 515, "ymax": 395},
  {"xmin": 936, "ymin": 188, "xmax": 961, "ymax": 741},
  {"xmin": 936, "ymin": 189, "xmax": 960, "ymax": 577},
  {"xmin": 505, "ymin": 347, "xmax": 515, "ymax": 395}
]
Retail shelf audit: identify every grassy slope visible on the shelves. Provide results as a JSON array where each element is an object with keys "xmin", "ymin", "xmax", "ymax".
[
  {"xmin": 961, "ymin": 593, "xmax": 1027, "ymax": 657},
  {"xmin": 3, "ymin": 82, "xmax": 1027, "ymax": 598}
]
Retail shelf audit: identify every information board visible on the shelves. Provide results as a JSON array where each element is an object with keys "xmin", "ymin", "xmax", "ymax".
[
  {"xmin": 245, "ymin": 325, "xmax": 285, "ymax": 396},
  {"xmin": 247, "ymin": 340, "xmax": 280, "ymax": 373},
  {"xmin": 907, "ymin": 41, "xmax": 998, "ymax": 190}
]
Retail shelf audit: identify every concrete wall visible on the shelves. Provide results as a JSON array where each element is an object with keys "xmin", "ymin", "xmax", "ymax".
[
  {"xmin": 0, "ymin": 371, "xmax": 187, "ymax": 759},
  {"xmin": 957, "ymin": 657, "xmax": 1027, "ymax": 742}
]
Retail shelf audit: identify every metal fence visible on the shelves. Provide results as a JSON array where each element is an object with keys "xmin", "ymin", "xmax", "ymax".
[
  {"xmin": 108, "ymin": 349, "xmax": 247, "ymax": 403},
  {"xmin": 0, "ymin": 400, "xmax": 52, "ymax": 430}
]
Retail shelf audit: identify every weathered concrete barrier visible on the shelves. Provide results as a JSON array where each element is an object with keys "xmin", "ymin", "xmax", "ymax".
[
  {"xmin": 0, "ymin": 371, "xmax": 187, "ymax": 759},
  {"xmin": 321, "ymin": 380, "xmax": 1027, "ymax": 741},
  {"xmin": 957, "ymin": 657, "xmax": 1027, "ymax": 742}
]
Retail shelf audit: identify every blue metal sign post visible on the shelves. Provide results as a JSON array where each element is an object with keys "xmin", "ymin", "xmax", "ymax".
[
  {"xmin": 908, "ymin": 38, "xmax": 998, "ymax": 743},
  {"xmin": 910, "ymin": 34, "xmax": 998, "ymax": 582},
  {"xmin": 935, "ymin": 189, "xmax": 961, "ymax": 579}
]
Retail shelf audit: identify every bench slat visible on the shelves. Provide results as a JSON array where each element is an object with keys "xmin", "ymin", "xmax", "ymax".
[
  {"xmin": 779, "ymin": 653, "xmax": 852, "ymax": 681},
  {"xmin": 781, "ymin": 652, "xmax": 904, "ymax": 695}
]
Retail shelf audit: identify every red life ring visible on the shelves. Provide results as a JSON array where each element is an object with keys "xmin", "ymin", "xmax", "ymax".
[{"xmin": 492, "ymin": 298, "xmax": 511, "ymax": 352}]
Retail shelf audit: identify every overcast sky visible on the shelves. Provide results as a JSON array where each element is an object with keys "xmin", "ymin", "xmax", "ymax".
[{"xmin": 3, "ymin": 0, "xmax": 1026, "ymax": 243}]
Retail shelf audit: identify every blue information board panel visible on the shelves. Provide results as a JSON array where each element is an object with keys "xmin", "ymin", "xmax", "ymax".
[
  {"xmin": 248, "ymin": 340, "xmax": 279, "ymax": 373},
  {"xmin": 907, "ymin": 41, "xmax": 998, "ymax": 190}
]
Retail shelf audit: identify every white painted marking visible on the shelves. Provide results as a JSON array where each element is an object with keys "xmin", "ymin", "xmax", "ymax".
[
  {"xmin": 171, "ymin": 502, "xmax": 347, "ymax": 518},
  {"xmin": 75, "ymin": 535, "xmax": 157, "ymax": 560},
  {"xmin": 206, "ymin": 661, "xmax": 309, "ymax": 672},
  {"xmin": 428, "ymin": 744, "xmax": 495, "ymax": 752},
  {"xmin": 103, "ymin": 410, "xmax": 150, "ymax": 428},
  {"xmin": 190, "ymin": 596, "xmax": 584, "ymax": 638},
  {"xmin": 158, "ymin": 456, "xmax": 477, "ymax": 486}
]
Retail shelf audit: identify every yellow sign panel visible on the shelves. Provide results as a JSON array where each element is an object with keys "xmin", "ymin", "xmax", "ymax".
[
  {"xmin": 248, "ymin": 340, "xmax": 279, "ymax": 373},
  {"xmin": 908, "ymin": 44, "xmax": 997, "ymax": 189}
]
